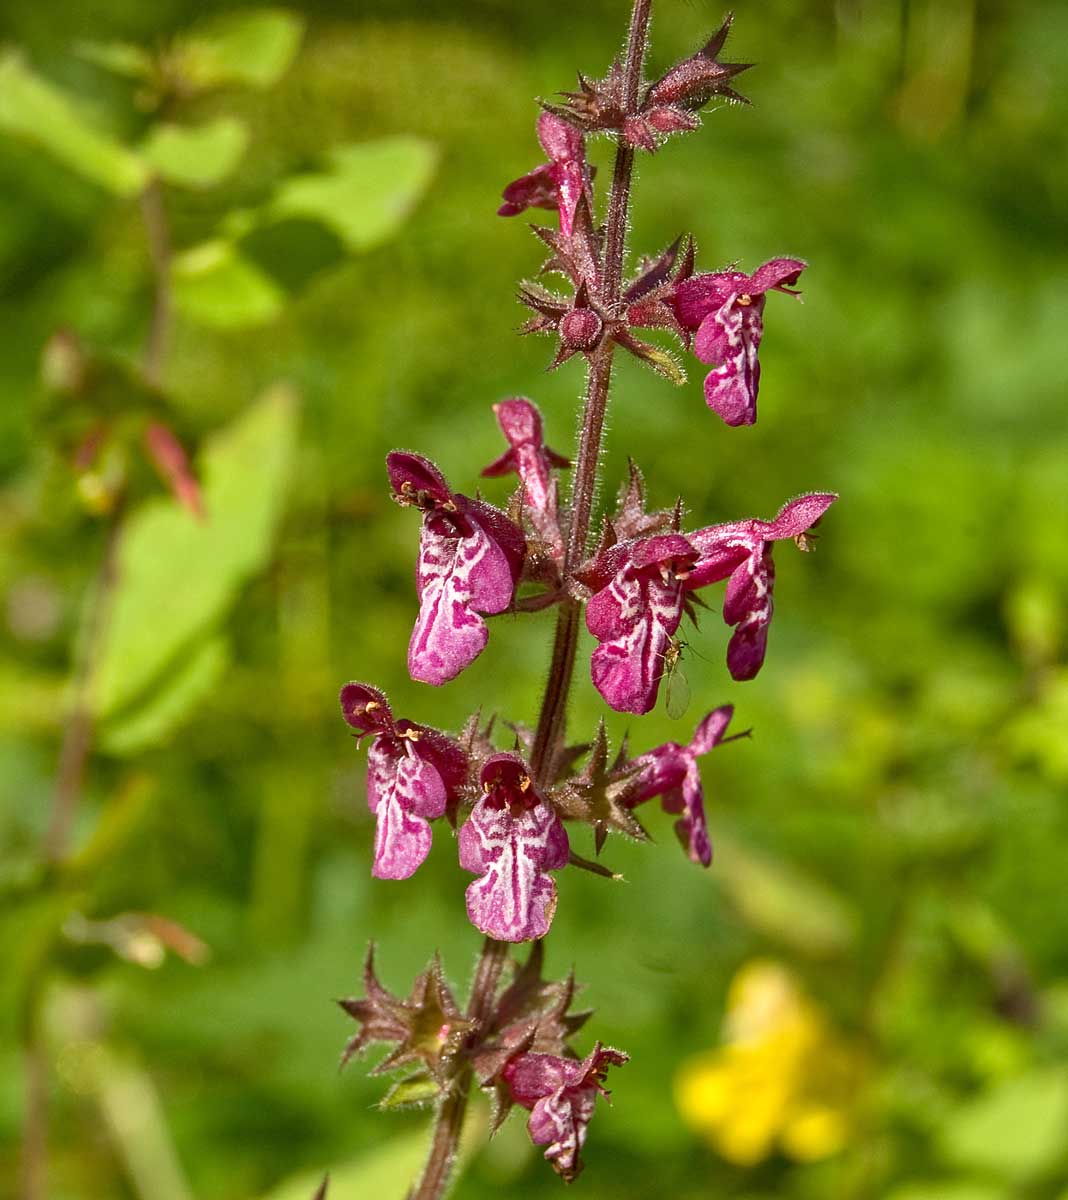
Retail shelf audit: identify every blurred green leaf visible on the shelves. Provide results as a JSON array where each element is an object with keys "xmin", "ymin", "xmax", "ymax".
[
  {"xmin": 270, "ymin": 139, "xmax": 437, "ymax": 253},
  {"xmin": 260, "ymin": 1126, "xmax": 433, "ymax": 1200},
  {"xmin": 260, "ymin": 1102, "xmax": 485, "ymax": 1200},
  {"xmin": 887, "ymin": 1184, "xmax": 1008, "ymax": 1200},
  {"xmin": 380, "ymin": 1072, "xmax": 441, "ymax": 1111},
  {"xmin": 99, "ymin": 636, "xmax": 229, "ymax": 756},
  {"xmin": 141, "ymin": 117, "xmax": 249, "ymax": 189},
  {"xmin": 64, "ymin": 775, "xmax": 157, "ymax": 882},
  {"xmin": 713, "ymin": 829, "xmax": 858, "ymax": 958},
  {"xmin": 179, "ymin": 8, "xmax": 304, "ymax": 90},
  {"xmin": 1004, "ymin": 577, "xmax": 1063, "ymax": 668},
  {"xmin": 940, "ymin": 1068, "xmax": 1068, "ymax": 1180},
  {"xmin": 0, "ymin": 51, "xmax": 148, "ymax": 195},
  {"xmin": 74, "ymin": 40, "xmax": 154, "ymax": 80},
  {"xmin": 90, "ymin": 386, "xmax": 297, "ymax": 720},
  {"xmin": 172, "ymin": 240, "xmax": 285, "ymax": 329}
]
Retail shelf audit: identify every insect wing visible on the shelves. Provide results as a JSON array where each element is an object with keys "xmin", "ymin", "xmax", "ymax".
[{"xmin": 665, "ymin": 657, "xmax": 691, "ymax": 719}]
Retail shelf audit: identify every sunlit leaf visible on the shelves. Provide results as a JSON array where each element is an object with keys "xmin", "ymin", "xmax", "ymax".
[
  {"xmin": 172, "ymin": 240, "xmax": 285, "ymax": 328},
  {"xmin": 625, "ymin": 339, "xmax": 687, "ymax": 385},
  {"xmin": 89, "ymin": 386, "xmax": 298, "ymax": 721},
  {"xmin": 940, "ymin": 1068, "xmax": 1068, "ymax": 1180},
  {"xmin": 269, "ymin": 138, "xmax": 436, "ymax": 252},
  {"xmin": 99, "ymin": 636, "xmax": 229, "ymax": 755},
  {"xmin": 0, "ymin": 51, "xmax": 148, "ymax": 195},
  {"xmin": 179, "ymin": 8, "xmax": 304, "ymax": 90},
  {"xmin": 141, "ymin": 117, "xmax": 249, "ymax": 189},
  {"xmin": 380, "ymin": 1072, "xmax": 441, "ymax": 1111}
]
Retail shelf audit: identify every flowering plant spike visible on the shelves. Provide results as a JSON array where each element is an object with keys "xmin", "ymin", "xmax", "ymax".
[{"xmin": 332, "ymin": 3, "xmax": 838, "ymax": 1196}]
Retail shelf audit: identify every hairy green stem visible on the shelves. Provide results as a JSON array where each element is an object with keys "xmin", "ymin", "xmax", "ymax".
[
  {"xmin": 530, "ymin": 0, "xmax": 653, "ymax": 784},
  {"xmin": 410, "ymin": 938, "xmax": 508, "ymax": 1200}
]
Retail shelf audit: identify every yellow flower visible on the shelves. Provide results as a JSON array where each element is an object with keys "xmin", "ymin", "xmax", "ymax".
[{"xmin": 675, "ymin": 959, "xmax": 863, "ymax": 1165}]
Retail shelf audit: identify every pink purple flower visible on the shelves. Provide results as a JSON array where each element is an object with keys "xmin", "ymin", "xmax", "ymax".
[
  {"xmin": 340, "ymin": 683, "xmax": 468, "ymax": 880},
  {"xmin": 628, "ymin": 706, "xmax": 735, "ymax": 866},
  {"xmin": 498, "ymin": 113, "xmax": 591, "ymax": 238},
  {"xmin": 585, "ymin": 533, "xmax": 698, "ymax": 715},
  {"xmin": 583, "ymin": 494, "xmax": 837, "ymax": 704},
  {"xmin": 503, "ymin": 1043, "xmax": 628, "ymax": 1181},
  {"xmin": 481, "ymin": 397, "xmax": 570, "ymax": 559},
  {"xmin": 459, "ymin": 753, "xmax": 569, "ymax": 943},
  {"xmin": 388, "ymin": 451, "xmax": 526, "ymax": 687},
  {"xmin": 671, "ymin": 258, "xmax": 807, "ymax": 426},
  {"xmin": 688, "ymin": 492, "xmax": 837, "ymax": 681}
]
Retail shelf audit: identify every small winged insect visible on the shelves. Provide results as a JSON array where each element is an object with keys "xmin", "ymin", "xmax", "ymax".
[{"xmin": 661, "ymin": 637, "xmax": 691, "ymax": 719}]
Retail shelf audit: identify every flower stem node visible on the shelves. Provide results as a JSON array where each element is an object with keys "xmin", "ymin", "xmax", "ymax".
[{"xmin": 338, "ymin": 945, "xmax": 473, "ymax": 1082}]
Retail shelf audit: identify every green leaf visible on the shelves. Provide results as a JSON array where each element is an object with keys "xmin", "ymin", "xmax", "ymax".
[
  {"xmin": 75, "ymin": 40, "xmax": 155, "ymax": 80},
  {"xmin": 0, "ymin": 51, "xmax": 148, "ymax": 195},
  {"xmin": 270, "ymin": 138, "xmax": 437, "ymax": 253},
  {"xmin": 260, "ymin": 1128, "xmax": 430, "ymax": 1200},
  {"xmin": 887, "ymin": 1184, "xmax": 1008, "ymax": 1200},
  {"xmin": 713, "ymin": 828, "xmax": 858, "ymax": 958},
  {"xmin": 624, "ymin": 338, "xmax": 688, "ymax": 385},
  {"xmin": 89, "ymin": 386, "xmax": 298, "ymax": 721},
  {"xmin": 380, "ymin": 1073, "xmax": 441, "ymax": 1111},
  {"xmin": 99, "ymin": 636, "xmax": 229, "ymax": 755},
  {"xmin": 940, "ymin": 1068, "xmax": 1068, "ymax": 1181},
  {"xmin": 172, "ymin": 240, "xmax": 284, "ymax": 329},
  {"xmin": 141, "ymin": 117, "xmax": 249, "ymax": 189},
  {"xmin": 179, "ymin": 9, "xmax": 304, "ymax": 90},
  {"xmin": 259, "ymin": 1103, "xmax": 485, "ymax": 1200}
]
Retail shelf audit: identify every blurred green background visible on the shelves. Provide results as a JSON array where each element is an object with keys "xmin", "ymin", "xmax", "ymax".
[{"xmin": 1, "ymin": 1, "xmax": 1066, "ymax": 1197}]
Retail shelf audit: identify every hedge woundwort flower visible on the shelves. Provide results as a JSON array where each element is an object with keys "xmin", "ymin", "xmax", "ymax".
[
  {"xmin": 387, "ymin": 451, "xmax": 525, "ymax": 685},
  {"xmin": 460, "ymin": 753, "xmax": 570, "ymax": 943},
  {"xmin": 333, "ymin": 4, "xmax": 838, "ymax": 1194},
  {"xmin": 339, "ymin": 683, "xmax": 467, "ymax": 879},
  {"xmin": 672, "ymin": 257, "xmax": 808, "ymax": 426},
  {"xmin": 627, "ymin": 705, "xmax": 736, "ymax": 866},
  {"xmin": 503, "ymin": 1043, "xmax": 629, "ymax": 1181}
]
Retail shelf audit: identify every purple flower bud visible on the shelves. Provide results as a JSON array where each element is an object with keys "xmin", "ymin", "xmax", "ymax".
[
  {"xmin": 503, "ymin": 1042, "xmax": 628, "ymax": 1182},
  {"xmin": 645, "ymin": 14, "xmax": 754, "ymax": 112},
  {"xmin": 559, "ymin": 306, "xmax": 603, "ymax": 350},
  {"xmin": 481, "ymin": 398, "xmax": 569, "ymax": 559},
  {"xmin": 459, "ymin": 753, "xmax": 569, "ymax": 942},
  {"xmin": 340, "ymin": 683, "xmax": 468, "ymax": 879},
  {"xmin": 644, "ymin": 105, "xmax": 701, "ymax": 134},
  {"xmin": 628, "ymin": 706, "xmax": 734, "ymax": 866},
  {"xmin": 498, "ymin": 113, "xmax": 592, "ymax": 238},
  {"xmin": 672, "ymin": 258, "xmax": 807, "ymax": 426},
  {"xmin": 388, "ymin": 451, "xmax": 526, "ymax": 686}
]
